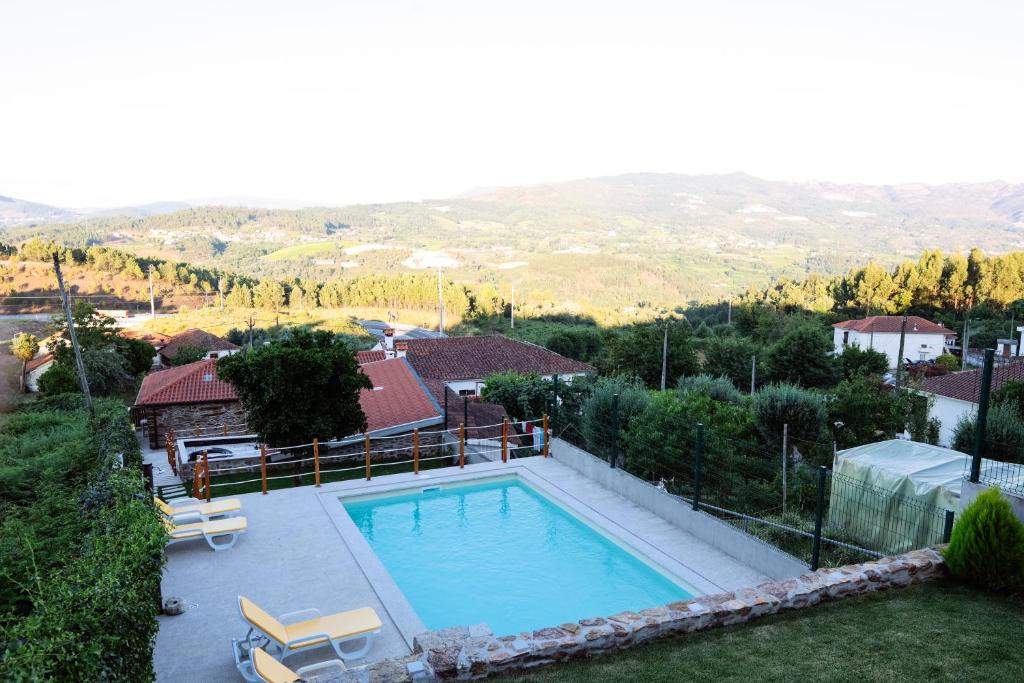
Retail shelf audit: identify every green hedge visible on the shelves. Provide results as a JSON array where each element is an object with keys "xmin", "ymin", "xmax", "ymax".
[{"xmin": 0, "ymin": 401, "xmax": 166, "ymax": 681}]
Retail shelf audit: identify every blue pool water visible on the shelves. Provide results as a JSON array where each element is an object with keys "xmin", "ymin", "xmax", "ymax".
[{"xmin": 342, "ymin": 477, "xmax": 693, "ymax": 635}]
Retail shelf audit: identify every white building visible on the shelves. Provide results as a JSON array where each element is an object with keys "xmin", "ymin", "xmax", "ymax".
[
  {"xmin": 919, "ymin": 362, "xmax": 1024, "ymax": 447},
  {"xmin": 833, "ymin": 316, "xmax": 956, "ymax": 369}
]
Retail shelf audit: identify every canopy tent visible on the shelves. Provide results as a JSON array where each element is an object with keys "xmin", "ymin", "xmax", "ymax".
[{"xmin": 826, "ymin": 439, "xmax": 1024, "ymax": 554}]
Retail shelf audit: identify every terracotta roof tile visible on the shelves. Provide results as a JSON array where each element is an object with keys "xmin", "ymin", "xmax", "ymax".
[
  {"xmin": 357, "ymin": 349, "xmax": 386, "ymax": 364},
  {"xmin": 405, "ymin": 335, "xmax": 592, "ymax": 381},
  {"xmin": 358, "ymin": 358, "xmax": 442, "ymax": 432},
  {"xmin": 160, "ymin": 328, "xmax": 239, "ymax": 362},
  {"xmin": 833, "ymin": 316, "xmax": 956, "ymax": 335},
  {"xmin": 25, "ymin": 353, "xmax": 53, "ymax": 372},
  {"xmin": 135, "ymin": 359, "xmax": 237, "ymax": 406},
  {"xmin": 922, "ymin": 362, "xmax": 1024, "ymax": 403}
]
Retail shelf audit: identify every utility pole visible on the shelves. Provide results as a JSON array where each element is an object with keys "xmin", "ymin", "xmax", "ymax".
[
  {"xmin": 437, "ymin": 269, "xmax": 445, "ymax": 335},
  {"xmin": 894, "ymin": 314, "xmax": 909, "ymax": 390},
  {"xmin": 963, "ymin": 311, "xmax": 972, "ymax": 368},
  {"xmin": 218, "ymin": 279, "xmax": 224, "ymax": 311},
  {"xmin": 660, "ymin": 321, "xmax": 670, "ymax": 391},
  {"xmin": 970, "ymin": 349, "xmax": 995, "ymax": 482},
  {"xmin": 148, "ymin": 266, "xmax": 156, "ymax": 318},
  {"xmin": 52, "ymin": 253, "xmax": 93, "ymax": 415},
  {"xmin": 750, "ymin": 355, "xmax": 757, "ymax": 394},
  {"xmin": 510, "ymin": 285, "xmax": 515, "ymax": 330}
]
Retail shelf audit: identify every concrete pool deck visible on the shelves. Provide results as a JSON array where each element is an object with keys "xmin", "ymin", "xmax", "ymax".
[{"xmin": 155, "ymin": 455, "xmax": 773, "ymax": 681}]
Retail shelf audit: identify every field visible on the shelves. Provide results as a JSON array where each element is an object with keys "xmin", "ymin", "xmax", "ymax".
[
  {"xmin": 504, "ymin": 580, "xmax": 1024, "ymax": 683},
  {"xmin": 138, "ymin": 307, "xmax": 373, "ymax": 340}
]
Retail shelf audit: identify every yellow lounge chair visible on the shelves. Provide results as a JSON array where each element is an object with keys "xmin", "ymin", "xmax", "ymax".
[
  {"xmin": 154, "ymin": 495, "xmax": 242, "ymax": 522},
  {"xmin": 238, "ymin": 596, "xmax": 382, "ymax": 663},
  {"xmin": 164, "ymin": 516, "xmax": 247, "ymax": 551},
  {"xmin": 251, "ymin": 647, "xmax": 348, "ymax": 683}
]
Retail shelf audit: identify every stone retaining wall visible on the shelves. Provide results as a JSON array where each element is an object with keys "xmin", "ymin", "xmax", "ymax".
[{"xmin": 396, "ymin": 547, "xmax": 946, "ymax": 681}]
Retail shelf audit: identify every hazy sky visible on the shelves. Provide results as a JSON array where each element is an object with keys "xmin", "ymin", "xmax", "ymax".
[{"xmin": 2, "ymin": 0, "xmax": 1022, "ymax": 207}]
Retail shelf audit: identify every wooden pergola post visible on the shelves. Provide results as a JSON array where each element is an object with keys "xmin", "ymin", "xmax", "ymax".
[
  {"xmin": 203, "ymin": 450, "xmax": 211, "ymax": 502},
  {"xmin": 313, "ymin": 438, "xmax": 321, "ymax": 487},
  {"xmin": 192, "ymin": 459, "xmax": 203, "ymax": 500},
  {"xmin": 364, "ymin": 434, "xmax": 372, "ymax": 480},
  {"xmin": 223, "ymin": 421, "xmax": 228, "ymax": 436},
  {"xmin": 543, "ymin": 414, "xmax": 550, "ymax": 458},
  {"xmin": 260, "ymin": 445, "xmax": 268, "ymax": 495},
  {"xmin": 412, "ymin": 429, "xmax": 420, "ymax": 475},
  {"xmin": 166, "ymin": 429, "xmax": 177, "ymax": 475}
]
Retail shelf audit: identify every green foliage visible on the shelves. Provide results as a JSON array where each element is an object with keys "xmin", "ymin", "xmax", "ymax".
[
  {"xmin": 944, "ymin": 488, "xmax": 1024, "ymax": 593},
  {"xmin": 168, "ymin": 344, "xmax": 208, "ymax": 366},
  {"xmin": 217, "ymin": 330, "xmax": 371, "ymax": 446},
  {"xmin": 827, "ymin": 378, "xmax": 905, "ymax": 448},
  {"xmin": 37, "ymin": 362, "xmax": 78, "ymax": 395},
  {"xmin": 766, "ymin": 321, "xmax": 836, "ymax": 388},
  {"xmin": 120, "ymin": 337, "xmax": 158, "ymax": 375},
  {"xmin": 601, "ymin": 322, "xmax": 698, "ymax": 389},
  {"xmin": 480, "ymin": 371, "xmax": 551, "ymax": 421},
  {"xmin": 992, "ymin": 379, "xmax": 1024, "ymax": 419},
  {"xmin": 10, "ymin": 332, "xmax": 40, "ymax": 393},
  {"xmin": 700, "ymin": 335, "xmax": 759, "ymax": 391},
  {"xmin": 935, "ymin": 353, "xmax": 960, "ymax": 372},
  {"xmin": 544, "ymin": 328, "xmax": 603, "ymax": 362},
  {"xmin": 677, "ymin": 374, "xmax": 744, "ymax": 405},
  {"xmin": 752, "ymin": 383, "xmax": 827, "ymax": 444},
  {"xmin": 0, "ymin": 401, "xmax": 165, "ymax": 680},
  {"xmin": 836, "ymin": 345, "xmax": 890, "ymax": 380},
  {"xmin": 953, "ymin": 403, "xmax": 1024, "ymax": 463},
  {"xmin": 580, "ymin": 376, "xmax": 650, "ymax": 464}
]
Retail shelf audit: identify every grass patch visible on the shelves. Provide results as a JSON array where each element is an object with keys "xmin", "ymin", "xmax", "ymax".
[
  {"xmin": 262, "ymin": 241, "xmax": 340, "ymax": 261},
  {"xmin": 139, "ymin": 307, "xmax": 372, "ymax": 338},
  {"xmin": 501, "ymin": 581, "xmax": 1024, "ymax": 683}
]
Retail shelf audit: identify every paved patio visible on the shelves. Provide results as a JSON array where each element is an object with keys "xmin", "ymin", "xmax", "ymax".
[{"xmin": 154, "ymin": 456, "xmax": 771, "ymax": 682}]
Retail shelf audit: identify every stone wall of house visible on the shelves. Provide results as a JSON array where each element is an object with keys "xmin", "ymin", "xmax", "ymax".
[
  {"xmin": 150, "ymin": 401, "xmax": 248, "ymax": 449},
  {"xmin": 384, "ymin": 547, "xmax": 946, "ymax": 682}
]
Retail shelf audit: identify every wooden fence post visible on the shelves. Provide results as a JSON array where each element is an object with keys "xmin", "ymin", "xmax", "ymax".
[
  {"xmin": 413, "ymin": 429, "xmax": 420, "ymax": 475},
  {"xmin": 459, "ymin": 423, "xmax": 465, "ymax": 468},
  {"xmin": 260, "ymin": 445, "xmax": 268, "ymax": 495},
  {"xmin": 501, "ymin": 418, "xmax": 509, "ymax": 463},
  {"xmin": 195, "ymin": 426, "xmax": 200, "ymax": 437},
  {"xmin": 313, "ymin": 438, "xmax": 321, "ymax": 487},
  {"xmin": 223, "ymin": 421, "xmax": 228, "ymax": 436},
  {"xmin": 543, "ymin": 414, "xmax": 550, "ymax": 458},
  {"xmin": 203, "ymin": 450, "xmax": 211, "ymax": 502},
  {"xmin": 166, "ymin": 429, "xmax": 177, "ymax": 475},
  {"xmin": 364, "ymin": 434, "xmax": 372, "ymax": 480},
  {"xmin": 193, "ymin": 459, "xmax": 203, "ymax": 500}
]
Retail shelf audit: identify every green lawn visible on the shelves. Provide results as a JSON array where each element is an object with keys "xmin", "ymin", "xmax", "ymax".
[{"xmin": 502, "ymin": 581, "xmax": 1024, "ymax": 683}]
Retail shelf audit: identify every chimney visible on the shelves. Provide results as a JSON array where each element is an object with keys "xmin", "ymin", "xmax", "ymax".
[
  {"xmin": 395, "ymin": 340, "xmax": 408, "ymax": 358},
  {"xmin": 383, "ymin": 327, "xmax": 395, "ymax": 358}
]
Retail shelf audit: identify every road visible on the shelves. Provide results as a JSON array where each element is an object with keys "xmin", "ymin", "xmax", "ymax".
[{"xmin": 358, "ymin": 319, "xmax": 443, "ymax": 340}]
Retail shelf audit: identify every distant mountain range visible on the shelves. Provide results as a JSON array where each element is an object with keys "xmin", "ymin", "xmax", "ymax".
[{"xmin": 4, "ymin": 173, "xmax": 1024, "ymax": 308}]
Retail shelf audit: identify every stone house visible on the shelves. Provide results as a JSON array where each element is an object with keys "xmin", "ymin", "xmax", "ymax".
[{"xmin": 158, "ymin": 328, "xmax": 239, "ymax": 367}]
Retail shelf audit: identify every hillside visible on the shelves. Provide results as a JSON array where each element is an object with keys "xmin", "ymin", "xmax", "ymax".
[{"xmin": 5, "ymin": 173, "xmax": 1024, "ymax": 309}]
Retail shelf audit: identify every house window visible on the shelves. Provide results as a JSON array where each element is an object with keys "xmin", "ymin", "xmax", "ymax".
[
  {"xmin": 842, "ymin": 331, "xmax": 849, "ymax": 345},
  {"xmin": 209, "ymin": 352, "xmax": 218, "ymax": 359},
  {"xmin": 458, "ymin": 389, "xmax": 475, "ymax": 397}
]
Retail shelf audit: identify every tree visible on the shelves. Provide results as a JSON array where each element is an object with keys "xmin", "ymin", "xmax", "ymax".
[
  {"xmin": 601, "ymin": 322, "xmax": 698, "ymax": 389},
  {"xmin": 701, "ymin": 335, "xmax": 760, "ymax": 391},
  {"xmin": 10, "ymin": 333, "xmax": 39, "ymax": 393},
  {"xmin": 765, "ymin": 322, "xmax": 837, "ymax": 389},
  {"xmin": 38, "ymin": 348, "xmax": 129, "ymax": 397},
  {"xmin": 545, "ymin": 328, "xmax": 602, "ymax": 362},
  {"xmin": 952, "ymin": 403, "xmax": 1024, "ymax": 464},
  {"xmin": 677, "ymin": 374, "xmax": 743, "ymax": 405},
  {"xmin": 580, "ymin": 376, "xmax": 650, "ymax": 464},
  {"xmin": 752, "ymin": 383, "xmax": 827, "ymax": 448},
  {"xmin": 944, "ymin": 487, "xmax": 1024, "ymax": 593},
  {"xmin": 480, "ymin": 372, "xmax": 551, "ymax": 421},
  {"xmin": 252, "ymin": 279, "xmax": 286, "ymax": 311},
  {"xmin": 167, "ymin": 344, "xmax": 208, "ymax": 367},
  {"xmin": 836, "ymin": 345, "xmax": 889, "ymax": 380},
  {"xmin": 119, "ymin": 338, "xmax": 157, "ymax": 375},
  {"xmin": 216, "ymin": 330, "xmax": 371, "ymax": 446},
  {"xmin": 827, "ymin": 377, "xmax": 906, "ymax": 448}
]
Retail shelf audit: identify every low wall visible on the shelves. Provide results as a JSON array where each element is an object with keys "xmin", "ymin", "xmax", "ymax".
[
  {"xmin": 960, "ymin": 479, "xmax": 1024, "ymax": 524},
  {"xmin": 408, "ymin": 547, "xmax": 945, "ymax": 681},
  {"xmin": 549, "ymin": 438, "xmax": 807, "ymax": 579}
]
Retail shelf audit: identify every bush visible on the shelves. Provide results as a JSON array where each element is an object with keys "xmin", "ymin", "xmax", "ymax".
[
  {"xmin": 952, "ymin": 403, "xmax": 1024, "ymax": 463},
  {"xmin": 765, "ymin": 322, "xmax": 837, "ymax": 389},
  {"xmin": 752, "ymin": 383, "xmax": 827, "ymax": 450},
  {"xmin": 700, "ymin": 336, "xmax": 759, "ymax": 391},
  {"xmin": 167, "ymin": 343, "xmax": 208, "ymax": 366},
  {"xmin": 836, "ymin": 345, "xmax": 890, "ymax": 380},
  {"xmin": 480, "ymin": 371, "xmax": 550, "ymax": 421},
  {"xmin": 677, "ymin": 374, "xmax": 744, "ymax": 405},
  {"xmin": 944, "ymin": 488, "xmax": 1024, "ymax": 593},
  {"xmin": 581, "ymin": 376, "xmax": 650, "ymax": 463},
  {"xmin": 935, "ymin": 353, "xmax": 960, "ymax": 372}
]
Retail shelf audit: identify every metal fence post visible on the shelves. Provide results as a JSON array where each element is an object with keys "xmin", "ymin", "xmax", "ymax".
[
  {"xmin": 313, "ymin": 438, "xmax": 320, "ymax": 487},
  {"xmin": 610, "ymin": 393, "xmax": 620, "ymax": 469},
  {"xmin": 782, "ymin": 423, "xmax": 788, "ymax": 515},
  {"xmin": 942, "ymin": 510, "xmax": 955, "ymax": 543},
  {"xmin": 971, "ymin": 349, "xmax": 995, "ymax": 483},
  {"xmin": 692, "ymin": 423, "xmax": 704, "ymax": 511},
  {"xmin": 811, "ymin": 465, "xmax": 827, "ymax": 570}
]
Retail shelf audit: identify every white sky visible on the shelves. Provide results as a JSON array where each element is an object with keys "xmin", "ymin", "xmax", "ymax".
[{"xmin": 1, "ymin": 0, "xmax": 1022, "ymax": 208}]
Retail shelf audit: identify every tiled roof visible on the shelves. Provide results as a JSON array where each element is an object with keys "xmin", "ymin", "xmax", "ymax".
[
  {"xmin": 25, "ymin": 353, "xmax": 53, "ymax": 372},
  {"xmin": 921, "ymin": 362, "xmax": 1024, "ymax": 403},
  {"xmin": 358, "ymin": 358, "xmax": 442, "ymax": 432},
  {"xmin": 404, "ymin": 335, "xmax": 593, "ymax": 382},
  {"xmin": 356, "ymin": 349, "xmax": 386, "ymax": 364},
  {"xmin": 833, "ymin": 316, "xmax": 956, "ymax": 335},
  {"xmin": 160, "ymin": 328, "xmax": 239, "ymax": 361},
  {"xmin": 120, "ymin": 329, "xmax": 171, "ymax": 349},
  {"xmin": 135, "ymin": 359, "xmax": 238, "ymax": 406}
]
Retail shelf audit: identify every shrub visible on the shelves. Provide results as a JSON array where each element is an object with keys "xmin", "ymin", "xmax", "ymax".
[
  {"xmin": 935, "ymin": 353, "xmax": 960, "ymax": 372},
  {"xmin": 752, "ymin": 383, "xmax": 827, "ymax": 445},
  {"xmin": 677, "ymin": 374, "xmax": 744, "ymax": 405},
  {"xmin": 944, "ymin": 488, "xmax": 1024, "ymax": 594},
  {"xmin": 765, "ymin": 321, "xmax": 837, "ymax": 389},
  {"xmin": 167, "ymin": 343, "xmax": 208, "ymax": 366},
  {"xmin": 700, "ymin": 336, "xmax": 759, "ymax": 391},
  {"xmin": 992, "ymin": 379, "xmax": 1024, "ymax": 418},
  {"xmin": 952, "ymin": 403, "xmax": 1024, "ymax": 464},
  {"xmin": 480, "ymin": 371, "xmax": 550, "ymax": 421},
  {"xmin": 836, "ymin": 345, "xmax": 890, "ymax": 380},
  {"xmin": 581, "ymin": 376, "xmax": 650, "ymax": 463}
]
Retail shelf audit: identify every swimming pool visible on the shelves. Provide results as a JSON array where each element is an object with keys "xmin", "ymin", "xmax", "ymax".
[{"xmin": 342, "ymin": 477, "xmax": 694, "ymax": 635}]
